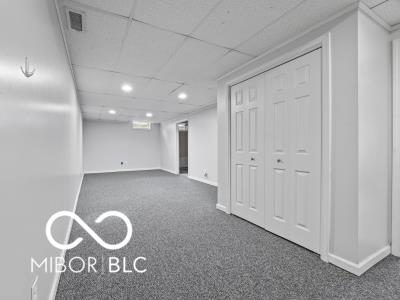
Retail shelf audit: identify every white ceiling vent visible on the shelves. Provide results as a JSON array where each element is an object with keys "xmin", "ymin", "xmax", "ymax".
[{"xmin": 67, "ymin": 8, "xmax": 85, "ymax": 32}]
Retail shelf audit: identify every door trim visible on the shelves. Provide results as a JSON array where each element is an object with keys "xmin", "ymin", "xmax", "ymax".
[
  {"xmin": 392, "ymin": 39, "xmax": 400, "ymax": 257},
  {"xmin": 220, "ymin": 34, "xmax": 332, "ymax": 262}
]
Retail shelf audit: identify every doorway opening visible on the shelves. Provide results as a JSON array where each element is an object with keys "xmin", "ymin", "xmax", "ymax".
[{"xmin": 178, "ymin": 121, "xmax": 188, "ymax": 175}]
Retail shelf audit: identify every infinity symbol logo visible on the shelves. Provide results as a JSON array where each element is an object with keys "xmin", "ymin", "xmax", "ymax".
[{"xmin": 46, "ymin": 211, "xmax": 133, "ymax": 250}]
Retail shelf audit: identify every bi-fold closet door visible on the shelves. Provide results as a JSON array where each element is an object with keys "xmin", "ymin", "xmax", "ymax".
[
  {"xmin": 231, "ymin": 49, "xmax": 322, "ymax": 253},
  {"xmin": 231, "ymin": 74, "xmax": 265, "ymax": 227}
]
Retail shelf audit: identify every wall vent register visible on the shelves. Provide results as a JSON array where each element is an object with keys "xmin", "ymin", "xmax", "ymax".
[
  {"xmin": 67, "ymin": 9, "xmax": 84, "ymax": 32},
  {"xmin": 132, "ymin": 121, "xmax": 151, "ymax": 130}
]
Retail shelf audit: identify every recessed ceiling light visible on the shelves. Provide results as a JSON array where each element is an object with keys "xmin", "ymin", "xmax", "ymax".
[
  {"xmin": 121, "ymin": 84, "xmax": 133, "ymax": 93},
  {"xmin": 178, "ymin": 92, "xmax": 187, "ymax": 100},
  {"xmin": 108, "ymin": 109, "xmax": 116, "ymax": 115},
  {"xmin": 146, "ymin": 112, "xmax": 153, "ymax": 118}
]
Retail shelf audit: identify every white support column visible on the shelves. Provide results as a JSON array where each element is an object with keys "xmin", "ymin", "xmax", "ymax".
[{"xmin": 392, "ymin": 39, "xmax": 400, "ymax": 257}]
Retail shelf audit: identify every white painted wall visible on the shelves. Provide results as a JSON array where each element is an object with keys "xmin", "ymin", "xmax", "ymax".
[
  {"xmin": 83, "ymin": 120, "xmax": 161, "ymax": 173},
  {"xmin": 217, "ymin": 8, "xmax": 392, "ymax": 275},
  {"xmin": 329, "ymin": 12, "xmax": 359, "ymax": 264},
  {"xmin": 0, "ymin": 0, "xmax": 83, "ymax": 298},
  {"xmin": 392, "ymin": 29, "xmax": 400, "ymax": 40},
  {"xmin": 188, "ymin": 108, "xmax": 218, "ymax": 185},
  {"xmin": 392, "ymin": 38, "xmax": 400, "ymax": 257},
  {"xmin": 160, "ymin": 120, "xmax": 179, "ymax": 174},
  {"xmin": 160, "ymin": 107, "xmax": 218, "ymax": 185},
  {"xmin": 357, "ymin": 11, "xmax": 391, "ymax": 262}
]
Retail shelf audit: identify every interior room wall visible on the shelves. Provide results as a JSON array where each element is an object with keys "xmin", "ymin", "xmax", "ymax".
[
  {"xmin": 160, "ymin": 120, "xmax": 178, "ymax": 173},
  {"xmin": 392, "ymin": 29, "xmax": 400, "ymax": 40},
  {"xmin": 0, "ymin": 0, "xmax": 83, "ymax": 298},
  {"xmin": 188, "ymin": 108, "xmax": 218, "ymax": 185},
  {"xmin": 329, "ymin": 12, "xmax": 359, "ymax": 264},
  {"xmin": 392, "ymin": 36, "xmax": 400, "ymax": 257},
  {"xmin": 83, "ymin": 120, "xmax": 161, "ymax": 173},
  {"xmin": 357, "ymin": 11, "xmax": 391, "ymax": 261},
  {"xmin": 160, "ymin": 107, "xmax": 218, "ymax": 186}
]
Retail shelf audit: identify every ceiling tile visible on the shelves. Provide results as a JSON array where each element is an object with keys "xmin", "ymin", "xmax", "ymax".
[
  {"xmin": 99, "ymin": 111, "xmax": 119, "ymax": 121},
  {"xmin": 208, "ymin": 50, "xmax": 253, "ymax": 79},
  {"xmin": 192, "ymin": 0, "xmax": 302, "ymax": 49},
  {"xmin": 116, "ymin": 115, "xmax": 133, "ymax": 122},
  {"xmin": 372, "ymin": 0, "xmax": 400, "ymax": 26},
  {"xmin": 74, "ymin": 66, "xmax": 151, "ymax": 96},
  {"xmin": 61, "ymin": 5, "xmax": 129, "ymax": 69},
  {"xmin": 110, "ymin": 73, "xmax": 151, "ymax": 97},
  {"xmin": 118, "ymin": 110, "xmax": 181, "ymax": 122},
  {"xmin": 133, "ymin": 0, "xmax": 220, "ymax": 35},
  {"xmin": 74, "ymin": 66, "xmax": 113, "ymax": 94},
  {"xmin": 236, "ymin": 0, "xmax": 358, "ymax": 56},
  {"xmin": 361, "ymin": 0, "xmax": 387, "ymax": 8},
  {"xmin": 157, "ymin": 38, "xmax": 227, "ymax": 86},
  {"xmin": 168, "ymin": 85, "xmax": 217, "ymax": 106},
  {"xmin": 79, "ymin": 91, "xmax": 135, "ymax": 108},
  {"xmin": 81, "ymin": 105, "xmax": 102, "ymax": 115},
  {"xmin": 115, "ymin": 22, "xmax": 185, "ymax": 77},
  {"xmin": 78, "ymin": 91, "xmax": 198, "ymax": 114},
  {"xmin": 136, "ymin": 79, "xmax": 182, "ymax": 100},
  {"xmin": 73, "ymin": 0, "xmax": 136, "ymax": 16},
  {"xmin": 83, "ymin": 110, "xmax": 182, "ymax": 123}
]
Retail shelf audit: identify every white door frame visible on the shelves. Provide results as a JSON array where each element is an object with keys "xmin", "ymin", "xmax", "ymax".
[
  {"xmin": 222, "ymin": 34, "xmax": 332, "ymax": 262},
  {"xmin": 392, "ymin": 39, "xmax": 400, "ymax": 257}
]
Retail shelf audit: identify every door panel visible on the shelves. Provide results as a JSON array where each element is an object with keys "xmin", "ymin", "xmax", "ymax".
[
  {"xmin": 235, "ymin": 111, "xmax": 243, "ymax": 151},
  {"xmin": 294, "ymin": 170, "xmax": 309, "ymax": 229},
  {"xmin": 235, "ymin": 164, "xmax": 244, "ymax": 205},
  {"xmin": 273, "ymin": 168, "xmax": 286, "ymax": 221},
  {"xmin": 265, "ymin": 49, "xmax": 322, "ymax": 253},
  {"xmin": 231, "ymin": 74, "xmax": 265, "ymax": 227},
  {"xmin": 273, "ymin": 100, "xmax": 286, "ymax": 152},
  {"xmin": 249, "ymin": 108, "xmax": 258, "ymax": 152},
  {"xmin": 249, "ymin": 166, "xmax": 258, "ymax": 209}
]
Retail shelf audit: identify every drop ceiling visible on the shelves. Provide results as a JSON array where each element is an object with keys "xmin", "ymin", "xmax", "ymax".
[{"xmin": 58, "ymin": 0, "xmax": 399, "ymax": 123}]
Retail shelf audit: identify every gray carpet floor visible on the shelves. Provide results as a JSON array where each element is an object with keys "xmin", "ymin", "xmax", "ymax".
[{"xmin": 56, "ymin": 170, "xmax": 400, "ymax": 299}]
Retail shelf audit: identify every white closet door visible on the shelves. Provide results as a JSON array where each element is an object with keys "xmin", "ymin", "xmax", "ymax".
[
  {"xmin": 231, "ymin": 74, "xmax": 265, "ymax": 227},
  {"xmin": 265, "ymin": 49, "xmax": 322, "ymax": 253}
]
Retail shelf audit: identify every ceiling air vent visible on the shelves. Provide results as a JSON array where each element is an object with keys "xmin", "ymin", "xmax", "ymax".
[
  {"xmin": 67, "ymin": 9, "xmax": 84, "ymax": 32},
  {"xmin": 132, "ymin": 121, "xmax": 151, "ymax": 130}
]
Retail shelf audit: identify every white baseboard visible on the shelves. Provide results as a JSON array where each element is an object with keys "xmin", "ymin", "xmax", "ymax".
[
  {"xmin": 161, "ymin": 168, "xmax": 178, "ymax": 175},
  {"xmin": 328, "ymin": 245, "xmax": 391, "ymax": 276},
  {"xmin": 84, "ymin": 167, "xmax": 161, "ymax": 174},
  {"xmin": 49, "ymin": 174, "xmax": 83, "ymax": 300},
  {"xmin": 188, "ymin": 175, "xmax": 218, "ymax": 187},
  {"xmin": 216, "ymin": 203, "xmax": 228, "ymax": 213}
]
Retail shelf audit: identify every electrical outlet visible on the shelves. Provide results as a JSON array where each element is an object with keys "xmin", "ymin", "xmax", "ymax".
[
  {"xmin": 203, "ymin": 169, "xmax": 208, "ymax": 178},
  {"xmin": 120, "ymin": 161, "xmax": 124, "ymax": 166},
  {"xmin": 31, "ymin": 276, "xmax": 38, "ymax": 300}
]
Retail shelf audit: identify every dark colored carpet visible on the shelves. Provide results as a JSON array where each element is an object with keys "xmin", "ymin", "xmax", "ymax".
[{"xmin": 56, "ymin": 170, "xmax": 400, "ymax": 299}]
